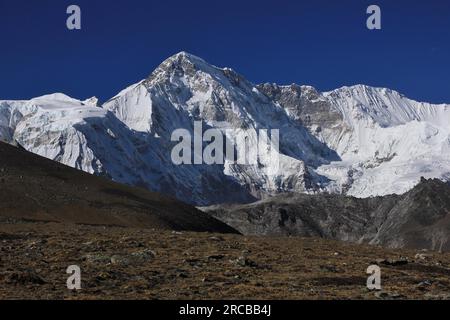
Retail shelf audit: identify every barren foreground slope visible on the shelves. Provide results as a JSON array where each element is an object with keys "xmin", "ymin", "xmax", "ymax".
[
  {"xmin": 1, "ymin": 219, "xmax": 450, "ymax": 300},
  {"xmin": 0, "ymin": 142, "xmax": 236, "ymax": 233}
]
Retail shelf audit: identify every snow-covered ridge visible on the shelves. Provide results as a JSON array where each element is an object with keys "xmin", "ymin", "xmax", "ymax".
[
  {"xmin": 324, "ymin": 84, "xmax": 450, "ymax": 128},
  {"xmin": 1, "ymin": 52, "xmax": 449, "ymax": 204}
]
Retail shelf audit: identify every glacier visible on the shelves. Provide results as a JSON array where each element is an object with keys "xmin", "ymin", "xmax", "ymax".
[{"xmin": 1, "ymin": 52, "xmax": 449, "ymax": 205}]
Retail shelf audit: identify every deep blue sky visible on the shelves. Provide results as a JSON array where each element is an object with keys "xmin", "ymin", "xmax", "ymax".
[{"xmin": 1, "ymin": 0, "xmax": 449, "ymax": 103}]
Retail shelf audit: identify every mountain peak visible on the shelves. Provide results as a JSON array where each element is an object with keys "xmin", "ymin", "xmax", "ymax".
[
  {"xmin": 145, "ymin": 52, "xmax": 219, "ymax": 84},
  {"xmin": 326, "ymin": 84, "xmax": 403, "ymax": 99},
  {"xmin": 170, "ymin": 51, "xmax": 203, "ymax": 61},
  {"xmin": 32, "ymin": 92, "xmax": 77, "ymax": 102},
  {"xmin": 162, "ymin": 51, "xmax": 211, "ymax": 69}
]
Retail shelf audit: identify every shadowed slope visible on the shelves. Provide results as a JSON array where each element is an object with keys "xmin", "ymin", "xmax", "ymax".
[
  {"xmin": 0, "ymin": 142, "xmax": 237, "ymax": 234},
  {"xmin": 205, "ymin": 179, "xmax": 450, "ymax": 251}
]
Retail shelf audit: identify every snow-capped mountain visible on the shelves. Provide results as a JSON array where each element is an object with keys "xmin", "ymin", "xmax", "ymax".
[
  {"xmin": 0, "ymin": 91, "xmax": 256, "ymax": 205},
  {"xmin": 322, "ymin": 85, "xmax": 450, "ymax": 197},
  {"xmin": 1, "ymin": 52, "xmax": 449, "ymax": 205},
  {"xmin": 259, "ymin": 83, "xmax": 450, "ymax": 197},
  {"xmin": 103, "ymin": 52, "xmax": 338, "ymax": 199}
]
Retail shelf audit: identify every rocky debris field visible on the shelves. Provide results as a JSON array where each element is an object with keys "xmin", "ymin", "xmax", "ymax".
[{"xmin": 1, "ymin": 218, "xmax": 450, "ymax": 300}]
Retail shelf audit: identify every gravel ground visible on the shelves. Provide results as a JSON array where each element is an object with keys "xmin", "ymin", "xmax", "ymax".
[{"xmin": 1, "ymin": 219, "xmax": 450, "ymax": 300}]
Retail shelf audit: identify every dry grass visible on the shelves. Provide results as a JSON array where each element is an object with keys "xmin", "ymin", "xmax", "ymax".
[{"xmin": 1, "ymin": 220, "xmax": 450, "ymax": 300}]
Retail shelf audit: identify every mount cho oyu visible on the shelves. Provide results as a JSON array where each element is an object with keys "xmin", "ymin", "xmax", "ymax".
[{"xmin": 1, "ymin": 52, "xmax": 449, "ymax": 205}]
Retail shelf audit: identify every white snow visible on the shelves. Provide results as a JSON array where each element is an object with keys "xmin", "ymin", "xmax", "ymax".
[
  {"xmin": 316, "ymin": 85, "xmax": 450, "ymax": 197},
  {"xmin": 1, "ymin": 53, "xmax": 449, "ymax": 204}
]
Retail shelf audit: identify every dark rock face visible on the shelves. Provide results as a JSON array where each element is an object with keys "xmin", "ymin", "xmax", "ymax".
[
  {"xmin": 204, "ymin": 179, "xmax": 450, "ymax": 251},
  {"xmin": 371, "ymin": 179, "xmax": 450, "ymax": 251},
  {"xmin": 256, "ymin": 83, "xmax": 346, "ymax": 143}
]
